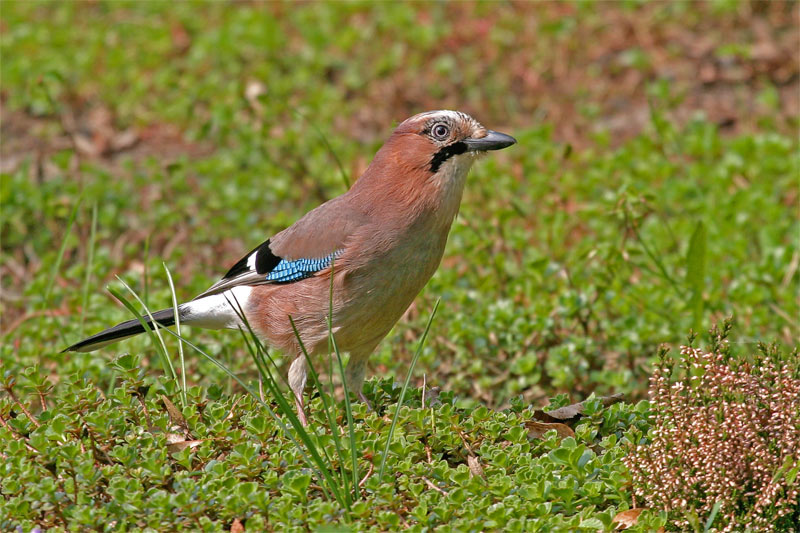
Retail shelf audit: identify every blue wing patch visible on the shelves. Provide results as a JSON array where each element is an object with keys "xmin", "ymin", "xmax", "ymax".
[{"xmin": 265, "ymin": 253, "xmax": 339, "ymax": 283}]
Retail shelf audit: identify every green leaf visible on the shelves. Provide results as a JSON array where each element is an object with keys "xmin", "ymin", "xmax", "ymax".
[
  {"xmin": 578, "ymin": 517, "xmax": 605, "ymax": 529},
  {"xmin": 283, "ymin": 470, "xmax": 312, "ymax": 496}
]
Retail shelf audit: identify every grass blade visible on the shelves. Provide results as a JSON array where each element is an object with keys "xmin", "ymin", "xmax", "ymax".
[
  {"xmin": 326, "ymin": 257, "xmax": 359, "ymax": 500},
  {"xmin": 160, "ymin": 324, "xmax": 348, "ymax": 509},
  {"xmin": 378, "ymin": 298, "xmax": 440, "ymax": 483},
  {"xmin": 624, "ymin": 206, "xmax": 684, "ymax": 297},
  {"xmin": 79, "ymin": 201, "xmax": 98, "ymax": 337},
  {"xmin": 109, "ymin": 279, "xmax": 176, "ymax": 381},
  {"xmin": 703, "ymin": 500, "xmax": 721, "ymax": 533},
  {"xmin": 43, "ymin": 193, "xmax": 83, "ymax": 311},
  {"xmin": 290, "ymin": 317, "xmax": 349, "ymax": 500},
  {"xmin": 686, "ymin": 221, "xmax": 707, "ymax": 332},
  {"xmin": 221, "ymin": 293, "xmax": 352, "ymax": 510},
  {"xmin": 143, "ymin": 234, "xmax": 151, "ymax": 307},
  {"xmin": 163, "ymin": 262, "xmax": 186, "ymax": 406},
  {"xmin": 330, "ymin": 330, "xmax": 358, "ymax": 500},
  {"xmin": 293, "ymin": 108, "xmax": 349, "ymax": 189},
  {"xmin": 42, "ymin": 192, "xmax": 83, "ymax": 346}
]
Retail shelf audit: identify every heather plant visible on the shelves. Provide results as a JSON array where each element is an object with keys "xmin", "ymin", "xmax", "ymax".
[{"xmin": 626, "ymin": 324, "xmax": 800, "ymax": 532}]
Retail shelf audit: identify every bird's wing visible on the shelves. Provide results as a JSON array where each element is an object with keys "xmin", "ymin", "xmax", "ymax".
[{"xmin": 194, "ymin": 195, "xmax": 366, "ymax": 299}]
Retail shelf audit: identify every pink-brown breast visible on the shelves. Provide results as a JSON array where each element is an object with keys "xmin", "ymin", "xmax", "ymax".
[{"xmin": 246, "ymin": 215, "xmax": 451, "ymax": 359}]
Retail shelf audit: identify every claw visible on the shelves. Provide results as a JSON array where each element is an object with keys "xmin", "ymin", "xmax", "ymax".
[
  {"xmin": 295, "ymin": 394, "xmax": 308, "ymax": 427},
  {"xmin": 358, "ymin": 391, "xmax": 373, "ymax": 411}
]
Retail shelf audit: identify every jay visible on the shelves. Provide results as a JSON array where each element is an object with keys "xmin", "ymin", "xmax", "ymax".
[{"xmin": 65, "ymin": 110, "xmax": 516, "ymax": 424}]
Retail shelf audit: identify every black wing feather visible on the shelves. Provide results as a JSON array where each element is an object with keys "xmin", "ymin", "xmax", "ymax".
[
  {"xmin": 223, "ymin": 239, "xmax": 282, "ymax": 279},
  {"xmin": 195, "ymin": 238, "xmax": 287, "ymax": 299}
]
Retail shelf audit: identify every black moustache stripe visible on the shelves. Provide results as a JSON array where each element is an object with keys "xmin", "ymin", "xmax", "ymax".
[{"xmin": 429, "ymin": 141, "xmax": 467, "ymax": 173}]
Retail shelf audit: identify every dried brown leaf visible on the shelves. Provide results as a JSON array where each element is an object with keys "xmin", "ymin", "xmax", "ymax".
[
  {"xmin": 526, "ymin": 420, "xmax": 575, "ymax": 439},
  {"xmin": 467, "ymin": 455, "xmax": 485, "ymax": 479},
  {"xmin": 612, "ymin": 508, "xmax": 644, "ymax": 529},
  {"xmin": 164, "ymin": 432, "xmax": 186, "ymax": 446},
  {"xmin": 166, "ymin": 439, "xmax": 203, "ymax": 454},
  {"xmin": 423, "ymin": 386, "xmax": 441, "ymax": 408},
  {"xmin": 230, "ymin": 518, "xmax": 245, "ymax": 533},
  {"xmin": 534, "ymin": 393, "xmax": 625, "ymax": 424},
  {"xmin": 161, "ymin": 394, "xmax": 190, "ymax": 433}
]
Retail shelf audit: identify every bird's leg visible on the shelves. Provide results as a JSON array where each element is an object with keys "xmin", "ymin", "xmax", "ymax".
[
  {"xmin": 345, "ymin": 352, "xmax": 372, "ymax": 410},
  {"xmin": 294, "ymin": 396, "xmax": 307, "ymax": 427},
  {"xmin": 288, "ymin": 355, "xmax": 308, "ymax": 426}
]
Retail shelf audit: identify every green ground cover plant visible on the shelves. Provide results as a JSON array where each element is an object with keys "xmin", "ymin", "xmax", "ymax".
[
  {"xmin": 1, "ymin": 1, "xmax": 797, "ymax": 531},
  {"xmin": 2, "ymin": 363, "xmax": 657, "ymax": 531}
]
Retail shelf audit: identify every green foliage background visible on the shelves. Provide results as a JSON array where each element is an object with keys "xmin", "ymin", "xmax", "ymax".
[{"xmin": 1, "ymin": 1, "xmax": 797, "ymax": 531}]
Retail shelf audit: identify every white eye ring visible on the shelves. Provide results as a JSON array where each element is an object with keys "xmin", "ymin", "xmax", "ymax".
[{"xmin": 431, "ymin": 123, "xmax": 450, "ymax": 140}]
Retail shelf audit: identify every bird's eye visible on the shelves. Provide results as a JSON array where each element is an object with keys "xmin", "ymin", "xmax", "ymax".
[{"xmin": 431, "ymin": 123, "xmax": 450, "ymax": 140}]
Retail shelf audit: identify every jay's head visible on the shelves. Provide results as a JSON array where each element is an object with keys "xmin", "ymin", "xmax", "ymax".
[
  {"xmin": 387, "ymin": 110, "xmax": 516, "ymax": 176},
  {"xmin": 356, "ymin": 110, "xmax": 516, "ymax": 211}
]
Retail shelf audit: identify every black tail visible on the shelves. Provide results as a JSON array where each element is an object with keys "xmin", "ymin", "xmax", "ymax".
[{"xmin": 63, "ymin": 308, "xmax": 178, "ymax": 353}]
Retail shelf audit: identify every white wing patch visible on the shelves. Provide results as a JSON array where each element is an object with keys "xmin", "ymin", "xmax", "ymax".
[
  {"xmin": 246, "ymin": 251, "xmax": 258, "ymax": 270},
  {"xmin": 182, "ymin": 286, "xmax": 253, "ymax": 330}
]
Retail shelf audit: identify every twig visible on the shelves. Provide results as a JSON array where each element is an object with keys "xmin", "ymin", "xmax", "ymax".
[
  {"xmin": 4, "ymin": 386, "xmax": 40, "ymax": 428},
  {"xmin": 770, "ymin": 304, "xmax": 797, "ymax": 329},
  {"xmin": 0, "ymin": 411, "xmax": 40, "ymax": 453},
  {"xmin": 781, "ymin": 250, "xmax": 799, "ymax": 289},
  {"xmin": 421, "ymin": 476, "xmax": 448, "ymax": 495},
  {"xmin": 0, "ymin": 410, "xmax": 13, "ymax": 433},
  {"xmin": 37, "ymin": 389, "xmax": 48, "ymax": 412},
  {"xmin": 458, "ymin": 430, "xmax": 475, "ymax": 455},
  {"xmin": 135, "ymin": 393, "xmax": 152, "ymax": 430},
  {"xmin": 225, "ymin": 395, "xmax": 244, "ymax": 421},
  {"xmin": 359, "ymin": 462, "xmax": 374, "ymax": 488}
]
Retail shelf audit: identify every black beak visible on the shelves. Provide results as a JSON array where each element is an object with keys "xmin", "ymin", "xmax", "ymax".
[{"xmin": 463, "ymin": 130, "xmax": 517, "ymax": 152}]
